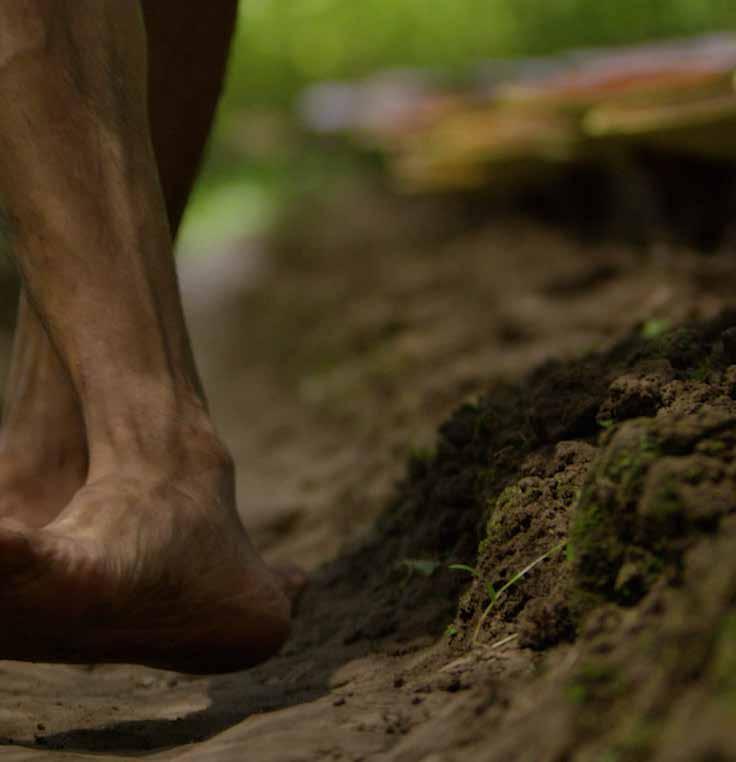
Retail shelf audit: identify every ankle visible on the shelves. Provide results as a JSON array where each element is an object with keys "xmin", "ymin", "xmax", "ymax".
[{"xmin": 87, "ymin": 395, "xmax": 233, "ymax": 485}]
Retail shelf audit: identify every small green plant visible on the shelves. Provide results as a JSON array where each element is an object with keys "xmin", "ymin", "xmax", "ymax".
[
  {"xmin": 687, "ymin": 358, "xmax": 712, "ymax": 382},
  {"xmin": 640, "ymin": 318, "xmax": 670, "ymax": 339},
  {"xmin": 450, "ymin": 541, "xmax": 566, "ymax": 645},
  {"xmin": 408, "ymin": 445, "xmax": 435, "ymax": 464},
  {"xmin": 398, "ymin": 559, "xmax": 441, "ymax": 577}
]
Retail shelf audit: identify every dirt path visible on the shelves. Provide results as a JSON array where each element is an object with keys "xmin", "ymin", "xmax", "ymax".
[{"xmin": 2, "ymin": 183, "xmax": 735, "ymax": 761}]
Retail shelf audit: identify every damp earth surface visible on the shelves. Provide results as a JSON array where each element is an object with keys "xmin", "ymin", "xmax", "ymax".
[{"xmin": 1, "ymin": 180, "xmax": 736, "ymax": 761}]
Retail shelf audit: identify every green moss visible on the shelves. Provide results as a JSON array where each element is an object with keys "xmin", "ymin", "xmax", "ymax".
[
  {"xmin": 613, "ymin": 553, "xmax": 663, "ymax": 604},
  {"xmin": 653, "ymin": 327, "xmax": 700, "ymax": 366},
  {"xmin": 566, "ymin": 682, "xmax": 589, "ymax": 706},
  {"xmin": 407, "ymin": 446, "xmax": 436, "ymax": 479},
  {"xmin": 683, "ymin": 464, "xmax": 706, "ymax": 483},
  {"xmin": 554, "ymin": 477, "xmax": 581, "ymax": 507},
  {"xmin": 472, "ymin": 408, "xmax": 496, "ymax": 440},
  {"xmin": 649, "ymin": 483, "xmax": 680, "ymax": 518},
  {"xmin": 566, "ymin": 661, "xmax": 624, "ymax": 706},
  {"xmin": 569, "ymin": 493, "xmax": 625, "ymax": 596},
  {"xmin": 595, "ymin": 752, "xmax": 620, "ymax": 762},
  {"xmin": 475, "ymin": 466, "xmax": 500, "ymax": 499},
  {"xmin": 687, "ymin": 360, "xmax": 712, "ymax": 382},
  {"xmin": 640, "ymin": 318, "xmax": 670, "ymax": 340},
  {"xmin": 612, "ymin": 719, "xmax": 661, "ymax": 761},
  {"xmin": 698, "ymin": 439, "xmax": 727, "ymax": 456},
  {"xmin": 495, "ymin": 483, "xmax": 522, "ymax": 509},
  {"xmin": 483, "ymin": 484, "xmax": 523, "ymax": 546},
  {"xmin": 570, "ymin": 496, "xmax": 605, "ymax": 539},
  {"xmin": 603, "ymin": 431, "xmax": 660, "ymax": 502},
  {"xmin": 570, "ymin": 421, "xmax": 664, "ymax": 607}
]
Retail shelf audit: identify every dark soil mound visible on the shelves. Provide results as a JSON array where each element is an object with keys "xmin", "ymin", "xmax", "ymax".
[
  {"xmin": 316, "ymin": 310, "xmax": 734, "ymax": 637},
  {"xmin": 284, "ymin": 309, "xmax": 736, "ymax": 759}
]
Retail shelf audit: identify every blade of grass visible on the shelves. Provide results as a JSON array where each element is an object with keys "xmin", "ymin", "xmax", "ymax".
[
  {"xmin": 471, "ymin": 541, "xmax": 566, "ymax": 645},
  {"xmin": 449, "ymin": 563, "xmax": 480, "ymax": 577},
  {"xmin": 488, "ymin": 633, "xmax": 519, "ymax": 650}
]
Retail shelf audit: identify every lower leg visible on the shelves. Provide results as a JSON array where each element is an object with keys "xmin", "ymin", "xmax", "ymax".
[
  {"xmin": 0, "ymin": 294, "xmax": 86, "ymax": 526},
  {"xmin": 143, "ymin": 0, "xmax": 239, "ymax": 232},
  {"xmin": 0, "ymin": 0, "xmax": 238, "ymax": 524},
  {"xmin": 0, "ymin": 0, "xmax": 288, "ymax": 672}
]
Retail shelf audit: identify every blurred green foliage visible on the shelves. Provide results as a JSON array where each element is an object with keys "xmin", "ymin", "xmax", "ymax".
[
  {"xmin": 179, "ymin": 0, "xmax": 736, "ymax": 251},
  {"xmin": 227, "ymin": 0, "xmax": 736, "ymax": 106}
]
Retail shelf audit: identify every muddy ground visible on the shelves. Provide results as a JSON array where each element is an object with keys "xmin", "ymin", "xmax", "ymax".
[{"xmin": 1, "ymin": 175, "xmax": 736, "ymax": 761}]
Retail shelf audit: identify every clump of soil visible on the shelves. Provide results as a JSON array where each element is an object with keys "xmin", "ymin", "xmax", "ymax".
[
  {"xmin": 240, "ymin": 306, "xmax": 736, "ymax": 762},
  {"xmin": 369, "ymin": 310, "xmax": 736, "ymax": 760},
  {"xmin": 335, "ymin": 310, "xmax": 736, "ymax": 658}
]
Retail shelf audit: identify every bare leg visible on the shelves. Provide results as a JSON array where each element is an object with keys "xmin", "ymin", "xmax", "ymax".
[
  {"xmin": 0, "ymin": 294, "xmax": 86, "ymax": 526},
  {"xmin": 0, "ymin": 0, "xmax": 237, "ymax": 527},
  {"xmin": 0, "ymin": 1, "xmax": 288, "ymax": 672},
  {"xmin": 143, "ymin": 0, "xmax": 239, "ymax": 233}
]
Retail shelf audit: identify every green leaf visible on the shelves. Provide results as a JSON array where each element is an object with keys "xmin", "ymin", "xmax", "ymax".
[
  {"xmin": 641, "ymin": 318, "xmax": 670, "ymax": 339},
  {"xmin": 484, "ymin": 581, "xmax": 498, "ymax": 603},
  {"xmin": 400, "ymin": 559, "xmax": 441, "ymax": 577},
  {"xmin": 449, "ymin": 563, "xmax": 479, "ymax": 577}
]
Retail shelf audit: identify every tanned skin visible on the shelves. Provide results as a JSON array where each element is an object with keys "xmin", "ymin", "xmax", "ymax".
[{"xmin": 0, "ymin": 1, "xmax": 291, "ymax": 673}]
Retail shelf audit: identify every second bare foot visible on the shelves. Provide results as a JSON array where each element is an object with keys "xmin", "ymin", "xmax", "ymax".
[{"xmin": 0, "ymin": 456, "xmax": 291, "ymax": 674}]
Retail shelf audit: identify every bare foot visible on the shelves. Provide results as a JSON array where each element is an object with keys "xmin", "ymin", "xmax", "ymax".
[{"xmin": 0, "ymin": 463, "xmax": 291, "ymax": 674}]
